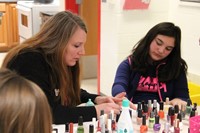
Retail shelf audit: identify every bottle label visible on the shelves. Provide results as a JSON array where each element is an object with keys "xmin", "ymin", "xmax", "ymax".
[{"xmin": 117, "ymin": 128, "xmax": 133, "ymax": 133}]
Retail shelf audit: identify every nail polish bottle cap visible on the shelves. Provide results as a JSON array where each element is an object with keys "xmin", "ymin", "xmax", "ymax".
[
  {"xmin": 142, "ymin": 100, "xmax": 145, "ymax": 110},
  {"xmin": 159, "ymin": 101, "xmax": 164, "ymax": 110},
  {"xmin": 193, "ymin": 103, "xmax": 197, "ymax": 110},
  {"xmin": 89, "ymin": 124, "xmax": 94, "ymax": 133},
  {"xmin": 143, "ymin": 104, "xmax": 148, "ymax": 113},
  {"xmin": 78, "ymin": 116, "xmax": 83, "ymax": 126},
  {"xmin": 187, "ymin": 99, "xmax": 191, "ymax": 106},
  {"xmin": 174, "ymin": 105, "xmax": 179, "ymax": 113},
  {"xmin": 148, "ymin": 100, "xmax": 152, "ymax": 108},
  {"xmin": 142, "ymin": 114, "xmax": 146, "ymax": 125},
  {"xmin": 171, "ymin": 108, "xmax": 175, "ymax": 116},
  {"xmin": 155, "ymin": 115, "xmax": 160, "ymax": 124},
  {"xmin": 137, "ymin": 102, "xmax": 142, "ymax": 111},
  {"xmin": 177, "ymin": 113, "xmax": 182, "ymax": 122},
  {"xmin": 65, "ymin": 122, "xmax": 69, "ymax": 132},
  {"xmin": 168, "ymin": 107, "xmax": 172, "ymax": 116},
  {"xmin": 100, "ymin": 110, "xmax": 104, "ymax": 115},
  {"xmin": 165, "ymin": 97, "xmax": 169, "ymax": 105},
  {"xmin": 190, "ymin": 110, "xmax": 195, "ymax": 117},
  {"xmin": 153, "ymin": 99, "xmax": 157, "ymax": 108},
  {"xmin": 138, "ymin": 109, "xmax": 142, "ymax": 118},
  {"xmin": 150, "ymin": 111, "xmax": 154, "ymax": 118},
  {"xmin": 105, "ymin": 129, "xmax": 109, "ymax": 133},
  {"xmin": 122, "ymin": 99, "xmax": 129, "ymax": 107}
]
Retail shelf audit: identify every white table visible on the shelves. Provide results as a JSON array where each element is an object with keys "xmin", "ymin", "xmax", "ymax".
[{"xmin": 52, "ymin": 105, "xmax": 199, "ymax": 133}]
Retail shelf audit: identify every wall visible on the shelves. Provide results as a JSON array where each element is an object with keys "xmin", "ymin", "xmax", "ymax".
[
  {"xmin": 100, "ymin": 0, "xmax": 170, "ymax": 96},
  {"xmin": 168, "ymin": 0, "xmax": 200, "ymax": 84}
]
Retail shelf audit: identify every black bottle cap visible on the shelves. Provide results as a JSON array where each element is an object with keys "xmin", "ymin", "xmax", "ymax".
[
  {"xmin": 138, "ymin": 109, "xmax": 142, "ymax": 118},
  {"xmin": 89, "ymin": 124, "xmax": 94, "ymax": 133},
  {"xmin": 190, "ymin": 110, "xmax": 195, "ymax": 117},
  {"xmin": 137, "ymin": 102, "xmax": 142, "ymax": 111},
  {"xmin": 100, "ymin": 110, "xmax": 104, "ymax": 115},
  {"xmin": 78, "ymin": 116, "xmax": 83, "ymax": 126},
  {"xmin": 142, "ymin": 114, "xmax": 146, "ymax": 125},
  {"xmin": 159, "ymin": 101, "xmax": 164, "ymax": 110},
  {"xmin": 171, "ymin": 108, "xmax": 175, "ymax": 116},
  {"xmin": 177, "ymin": 113, "xmax": 182, "ymax": 122},
  {"xmin": 174, "ymin": 105, "xmax": 179, "ymax": 113},
  {"xmin": 143, "ymin": 104, "xmax": 148, "ymax": 113},
  {"xmin": 155, "ymin": 115, "xmax": 160, "ymax": 124},
  {"xmin": 150, "ymin": 111, "xmax": 154, "ymax": 118},
  {"xmin": 116, "ymin": 111, "xmax": 121, "ymax": 122},
  {"xmin": 193, "ymin": 103, "xmax": 197, "ymax": 109},
  {"xmin": 168, "ymin": 107, "xmax": 173, "ymax": 116},
  {"xmin": 65, "ymin": 122, "xmax": 69, "ymax": 132},
  {"xmin": 105, "ymin": 129, "xmax": 109, "ymax": 133},
  {"xmin": 142, "ymin": 100, "xmax": 145, "ymax": 110},
  {"xmin": 187, "ymin": 99, "xmax": 191, "ymax": 106}
]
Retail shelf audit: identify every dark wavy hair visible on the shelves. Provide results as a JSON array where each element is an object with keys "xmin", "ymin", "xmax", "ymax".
[{"xmin": 130, "ymin": 22, "xmax": 187, "ymax": 82}]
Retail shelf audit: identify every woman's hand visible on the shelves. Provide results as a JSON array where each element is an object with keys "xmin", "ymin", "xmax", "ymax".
[
  {"xmin": 169, "ymin": 98, "xmax": 187, "ymax": 109},
  {"xmin": 114, "ymin": 92, "xmax": 137, "ymax": 110},
  {"xmin": 95, "ymin": 103, "xmax": 121, "ymax": 119}
]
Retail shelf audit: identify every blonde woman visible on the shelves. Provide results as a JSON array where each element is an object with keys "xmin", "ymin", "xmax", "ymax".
[
  {"xmin": 1, "ymin": 10, "xmax": 126, "ymax": 124},
  {"xmin": 0, "ymin": 68, "xmax": 52, "ymax": 133}
]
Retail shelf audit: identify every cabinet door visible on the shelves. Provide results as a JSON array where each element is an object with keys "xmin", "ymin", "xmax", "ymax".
[
  {"xmin": 0, "ymin": 3, "xmax": 8, "ymax": 46},
  {"xmin": 7, "ymin": 3, "xmax": 19, "ymax": 46}
]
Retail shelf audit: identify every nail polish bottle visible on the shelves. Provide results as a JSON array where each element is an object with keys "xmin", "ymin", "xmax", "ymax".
[
  {"xmin": 142, "ymin": 100, "xmax": 145, "ymax": 111},
  {"xmin": 167, "ymin": 107, "xmax": 172, "ymax": 123},
  {"xmin": 143, "ymin": 104, "xmax": 149, "ymax": 119},
  {"xmin": 174, "ymin": 104, "xmax": 179, "ymax": 118},
  {"xmin": 137, "ymin": 109, "xmax": 143, "ymax": 125},
  {"xmin": 164, "ymin": 97, "xmax": 170, "ymax": 114},
  {"xmin": 153, "ymin": 115, "xmax": 161, "ymax": 133},
  {"xmin": 158, "ymin": 101, "xmax": 164, "ymax": 119},
  {"xmin": 190, "ymin": 110, "xmax": 195, "ymax": 118},
  {"xmin": 186, "ymin": 99, "xmax": 192, "ymax": 116},
  {"xmin": 149, "ymin": 111, "xmax": 155, "ymax": 128},
  {"xmin": 174, "ymin": 119, "xmax": 180, "ymax": 133},
  {"xmin": 193, "ymin": 103, "xmax": 198, "ymax": 116},
  {"xmin": 89, "ymin": 124, "xmax": 94, "ymax": 133},
  {"xmin": 65, "ymin": 123, "xmax": 69, "ymax": 133},
  {"xmin": 180, "ymin": 104, "xmax": 186, "ymax": 120},
  {"xmin": 148, "ymin": 100, "xmax": 152, "ymax": 116},
  {"xmin": 162, "ymin": 121, "xmax": 170, "ymax": 133},
  {"xmin": 170, "ymin": 107, "xmax": 175, "ymax": 127},
  {"xmin": 69, "ymin": 123, "xmax": 73, "ymax": 133},
  {"xmin": 77, "ymin": 116, "xmax": 84, "ymax": 133},
  {"xmin": 177, "ymin": 113, "xmax": 183, "ymax": 130},
  {"xmin": 140, "ymin": 115, "xmax": 148, "ymax": 133},
  {"xmin": 137, "ymin": 102, "xmax": 142, "ymax": 115},
  {"xmin": 111, "ymin": 119, "xmax": 116, "ymax": 131},
  {"xmin": 153, "ymin": 99, "xmax": 158, "ymax": 116}
]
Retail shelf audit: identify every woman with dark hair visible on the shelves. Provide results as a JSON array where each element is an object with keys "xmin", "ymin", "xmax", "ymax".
[{"xmin": 112, "ymin": 22, "xmax": 190, "ymax": 107}]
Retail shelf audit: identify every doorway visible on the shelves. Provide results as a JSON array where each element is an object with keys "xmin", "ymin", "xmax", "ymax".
[{"xmin": 65, "ymin": 0, "xmax": 100, "ymax": 94}]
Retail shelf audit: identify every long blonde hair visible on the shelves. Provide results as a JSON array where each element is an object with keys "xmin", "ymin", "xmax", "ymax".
[
  {"xmin": 2, "ymin": 11, "xmax": 87, "ymax": 106},
  {"xmin": 0, "ymin": 68, "xmax": 52, "ymax": 133}
]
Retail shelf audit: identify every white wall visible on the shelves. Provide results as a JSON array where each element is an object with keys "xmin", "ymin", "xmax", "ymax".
[
  {"xmin": 100, "ymin": 0, "xmax": 200, "ymax": 96},
  {"xmin": 100, "ymin": 0, "xmax": 170, "ymax": 96},
  {"xmin": 168, "ymin": 0, "xmax": 200, "ymax": 84}
]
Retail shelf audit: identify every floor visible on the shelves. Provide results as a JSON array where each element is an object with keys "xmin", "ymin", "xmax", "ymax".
[{"xmin": 81, "ymin": 78, "xmax": 98, "ymax": 94}]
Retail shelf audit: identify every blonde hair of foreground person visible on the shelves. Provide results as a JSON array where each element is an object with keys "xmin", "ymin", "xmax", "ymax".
[{"xmin": 0, "ymin": 68, "xmax": 52, "ymax": 133}]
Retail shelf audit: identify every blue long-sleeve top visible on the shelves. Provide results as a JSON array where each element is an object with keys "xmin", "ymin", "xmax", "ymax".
[{"xmin": 112, "ymin": 59, "xmax": 190, "ymax": 104}]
